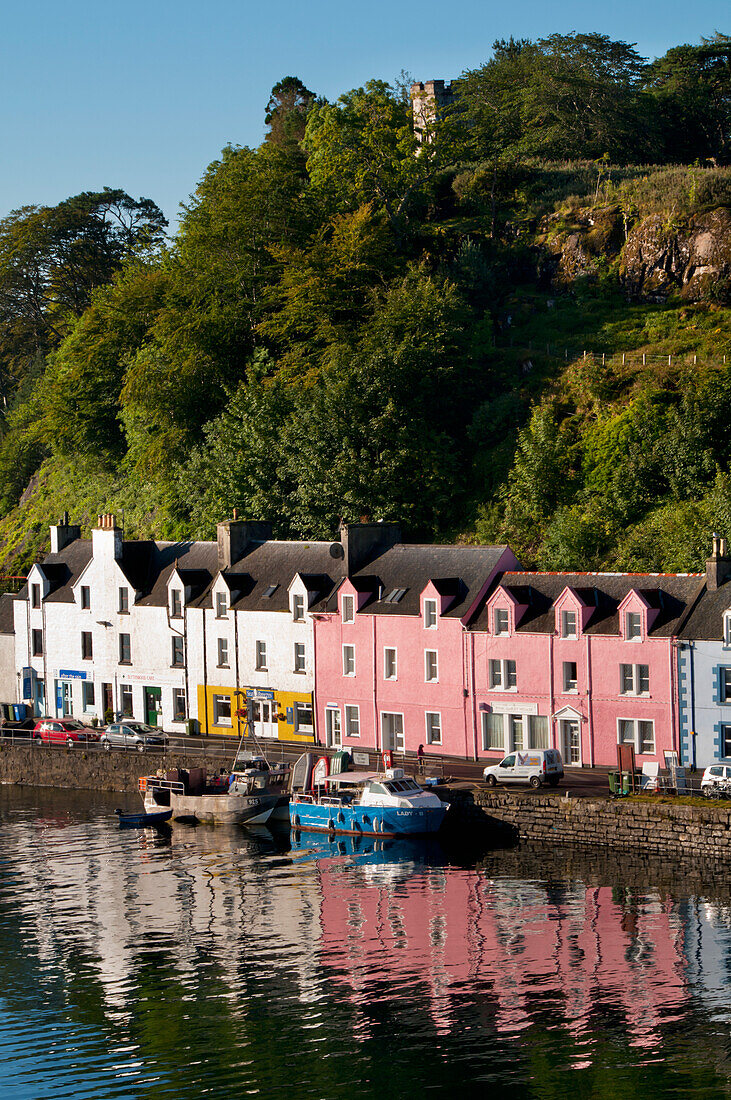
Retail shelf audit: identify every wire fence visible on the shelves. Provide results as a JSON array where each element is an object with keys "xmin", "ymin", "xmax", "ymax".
[{"xmin": 496, "ymin": 344, "xmax": 730, "ymax": 369}]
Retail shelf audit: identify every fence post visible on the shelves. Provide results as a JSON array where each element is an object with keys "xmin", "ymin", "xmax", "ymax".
[
  {"xmin": 694, "ymin": 354, "xmax": 697, "ymax": 365},
  {"xmin": 668, "ymin": 354, "xmax": 672, "ymax": 367},
  {"xmin": 622, "ymin": 353, "xmax": 625, "ymax": 366},
  {"xmin": 642, "ymin": 353, "xmax": 646, "ymax": 366}
]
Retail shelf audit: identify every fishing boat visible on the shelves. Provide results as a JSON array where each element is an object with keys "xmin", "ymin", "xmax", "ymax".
[
  {"xmin": 115, "ymin": 806, "xmax": 173, "ymax": 829},
  {"xmin": 140, "ymin": 752, "xmax": 290, "ymax": 827},
  {"xmin": 289, "ymin": 766, "xmax": 447, "ymax": 837}
]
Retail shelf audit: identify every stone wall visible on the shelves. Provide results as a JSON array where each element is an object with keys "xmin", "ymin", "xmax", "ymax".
[{"xmin": 444, "ymin": 788, "xmax": 731, "ymax": 860}]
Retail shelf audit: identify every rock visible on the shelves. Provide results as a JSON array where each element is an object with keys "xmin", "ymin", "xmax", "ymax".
[{"xmin": 622, "ymin": 206, "xmax": 731, "ymax": 302}]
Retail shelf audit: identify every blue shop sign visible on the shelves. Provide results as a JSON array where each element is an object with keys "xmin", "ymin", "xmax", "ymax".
[
  {"xmin": 245, "ymin": 688, "xmax": 274, "ymax": 701},
  {"xmin": 59, "ymin": 669, "xmax": 87, "ymax": 680},
  {"xmin": 22, "ymin": 667, "xmax": 35, "ymax": 700}
]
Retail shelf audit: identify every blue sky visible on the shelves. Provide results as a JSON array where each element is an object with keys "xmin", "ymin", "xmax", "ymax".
[{"xmin": 1, "ymin": 0, "xmax": 727, "ymax": 229}]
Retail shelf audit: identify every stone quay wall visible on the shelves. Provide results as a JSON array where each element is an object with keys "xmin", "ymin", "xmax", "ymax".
[{"xmin": 443, "ymin": 788, "xmax": 731, "ymax": 860}]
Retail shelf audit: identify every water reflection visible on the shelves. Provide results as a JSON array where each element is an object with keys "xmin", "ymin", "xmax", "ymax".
[{"xmin": 0, "ymin": 786, "xmax": 730, "ymax": 1098}]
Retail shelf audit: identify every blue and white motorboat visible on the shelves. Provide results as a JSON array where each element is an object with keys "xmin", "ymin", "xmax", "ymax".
[{"xmin": 289, "ymin": 768, "xmax": 447, "ymax": 837}]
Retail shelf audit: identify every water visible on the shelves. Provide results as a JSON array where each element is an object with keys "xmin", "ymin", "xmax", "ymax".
[{"xmin": 1, "ymin": 787, "xmax": 731, "ymax": 1099}]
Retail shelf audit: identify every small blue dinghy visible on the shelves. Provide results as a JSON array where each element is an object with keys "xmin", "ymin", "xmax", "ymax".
[{"xmin": 115, "ymin": 807, "xmax": 173, "ymax": 829}]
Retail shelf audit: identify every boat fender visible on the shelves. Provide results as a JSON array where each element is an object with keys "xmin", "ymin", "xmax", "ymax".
[
  {"xmin": 293, "ymin": 814, "xmax": 300, "ymax": 829},
  {"xmin": 138, "ymin": 777, "xmax": 148, "ymax": 792},
  {"xmin": 337, "ymin": 811, "xmax": 345, "ymax": 823}
]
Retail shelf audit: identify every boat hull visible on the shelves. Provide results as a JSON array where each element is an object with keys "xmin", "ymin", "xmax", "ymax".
[
  {"xmin": 116, "ymin": 808, "xmax": 173, "ymax": 829},
  {"xmin": 146, "ymin": 790, "xmax": 277, "ymax": 826},
  {"xmin": 290, "ymin": 800, "xmax": 446, "ymax": 837}
]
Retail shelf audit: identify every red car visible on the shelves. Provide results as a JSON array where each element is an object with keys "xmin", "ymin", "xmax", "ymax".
[{"xmin": 33, "ymin": 719, "xmax": 100, "ymax": 748}]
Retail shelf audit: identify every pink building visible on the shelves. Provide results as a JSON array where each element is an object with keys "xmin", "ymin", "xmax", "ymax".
[
  {"xmin": 312, "ymin": 542, "xmax": 519, "ymax": 758},
  {"xmin": 470, "ymin": 572, "xmax": 704, "ymax": 769}
]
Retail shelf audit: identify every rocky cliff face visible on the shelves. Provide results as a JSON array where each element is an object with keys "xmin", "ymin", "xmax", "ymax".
[{"xmin": 538, "ymin": 204, "xmax": 731, "ymax": 304}]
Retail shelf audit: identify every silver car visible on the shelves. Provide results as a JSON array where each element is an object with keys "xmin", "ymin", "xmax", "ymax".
[{"xmin": 100, "ymin": 721, "xmax": 169, "ymax": 753}]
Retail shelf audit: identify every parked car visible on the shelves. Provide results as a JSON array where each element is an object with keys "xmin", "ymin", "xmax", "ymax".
[
  {"xmin": 33, "ymin": 718, "xmax": 101, "ymax": 747},
  {"xmin": 100, "ymin": 721, "xmax": 169, "ymax": 753},
  {"xmin": 701, "ymin": 764, "xmax": 731, "ymax": 794},
  {"xmin": 483, "ymin": 748, "xmax": 564, "ymax": 789}
]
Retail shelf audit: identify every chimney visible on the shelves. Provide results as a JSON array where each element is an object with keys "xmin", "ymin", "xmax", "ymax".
[
  {"xmin": 49, "ymin": 512, "xmax": 81, "ymax": 554},
  {"xmin": 338, "ymin": 521, "xmax": 401, "ymax": 576},
  {"xmin": 706, "ymin": 533, "xmax": 731, "ymax": 590},
  {"xmin": 92, "ymin": 512, "xmax": 123, "ymax": 561},
  {"xmin": 217, "ymin": 519, "xmax": 273, "ymax": 570}
]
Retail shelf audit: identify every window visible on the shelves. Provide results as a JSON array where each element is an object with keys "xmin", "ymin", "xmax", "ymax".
[
  {"xmin": 172, "ymin": 688, "xmax": 186, "ymax": 722},
  {"xmin": 723, "ymin": 725, "xmax": 731, "ymax": 758},
  {"xmin": 80, "ymin": 586, "xmax": 90, "ymax": 610},
  {"xmin": 482, "ymin": 712, "xmax": 504, "ymax": 752},
  {"xmin": 120, "ymin": 684, "xmax": 133, "ymax": 716},
  {"xmin": 621, "ymin": 664, "xmax": 650, "ymax": 695},
  {"xmin": 725, "ymin": 613, "xmax": 731, "ymax": 646},
  {"xmin": 171, "ymin": 590, "xmax": 182, "ymax": 618},
  {"xmin": 617, "ymin": 718, "xmax": 655, "ymax": 754},
  {"xmin": 213, "ymin": 694, "xmax": 232, "ymax": 727},
  {"xmin": 426, "ymin": 712, "xmax": 442, "ymax": 744},
  {"xmin": 171, "ymin": 636, "xmax": 184, "ymax": 667},
  {"xmin": 510, "ymin": 715, "xmax": 524, "ymax": 751},
  {"xmin": 563, "ymin": 661, "xmax": 577, "ymax": 692},
  {"xmin": 216, "ymin": 591, "xmax": 228, "ymax": 618},
  {"xmin": 292, "ymin": 594, "xmax": 305, "ymax": 621},
  {"xmin": 425, "ymin": 650, "xmax": 438, "ymax": 682},
  {"xmin": 32, "ymin": 629, "xmax": 43, "ymax": 656},
  {"xmin": 345, "ymin": 704, "xmax": 360, "ymax": 738},
  {"xmin": 384, "ymin": 648, "xmax": 397, "ymax": 680},
  {"xmin": 255, "ymin": 640, "xmax": 267, "ymax": 670},
  {"xmin": 424, "ymin": 599, "xmax": 437, "ymax": 628},
  {"xmin": 82, "ymin": 682, "xmax": 95, "ymax": 711},
  {"xmin": 119, "ymin": 633, "xmax": 131, "ymax": 664},
  {"xmin": 343, "ymin": 644, "xmax": 355, "ymax": 676},
  {"xmin": 529, "ymin": 715, "xmax": 550, "ymax": 749},
  {"xmin": 118, "ymin": 587, "xmax": 129, "ymax": 614},
  {"xmin": 342, "ymin": 595, "xmax": 355, "ymax": 623},
  {"xmin": 489, "ymin": 659, "xmax": 517, "ymax": 690},
  {"xmin": 295, "ymin": 701, "xmax": 313, "ymax": 733},
  {"xmin": 81, "ymin": 631, "xmax": 93, "ymax": 660},
  {"xmin": 217, "ymin": 638, "xmax": 229, "ymax": 667},
  {"xmin": 721, "ymin": 668, "xmax": 731, "ymax": 703},
  {"xmin": 294, "ymin": 642, "xmax": 306, "ymax": 673},
  {"xmin": 626, "ymin": 611, "xmax": 641, "ymax": 640},
  {"xmin": 31, "ymin": 584, "xmax": 41, "ymax": 609},
  {"xmin": 494, "ymin": 608, "xmax": 509, "ymax": 635},
  {"xmin": 560, "ymin": 610, "xmax": 577, "ymax": 638}
]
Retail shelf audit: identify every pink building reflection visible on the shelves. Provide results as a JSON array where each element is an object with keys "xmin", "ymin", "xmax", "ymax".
[{"xmin": 316, "ymin": 860, "xmax": 688, "ymax": 1055}]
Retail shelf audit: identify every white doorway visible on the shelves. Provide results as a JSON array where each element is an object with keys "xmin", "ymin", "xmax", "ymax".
[
  {"xmin": 381, "ymin": 712, "xmax": 404, "ymax": 752},
  {"xmin": 325, "ymin": 707, "xmax": 341, "ymax": 748},
  {"xmin": 252, "ymin": 699, "xmax": 279, "ymax": 739},
  {"xmin": 561, "ymin": 720, "xmax": 582, "ymax": 766}
]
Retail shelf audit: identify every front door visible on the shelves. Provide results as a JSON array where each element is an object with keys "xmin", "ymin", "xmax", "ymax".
[
  {"xmin": 325, "ymin": 708, "xmax": 341, "ymax": 748},
  {"xmin": 103, "ymin": 683, "xmax": 114, "ymax": 719},
  {"xmin": 62, "ymin": 682, "xmax": 72, "ymax": 717},
  {"xmin": 561, "ymin": 720, "xmax": 582, "ymax": 766},
  {"xmin": 145, "ymin": 687, "xmax": 162, "ymax": 727},
  {"xmin": 252, "ymin": 699, "xmax": 278, "ymax": 739},
  {"xmin": 382, "ymin": 713, "xmax": 404, "ymax": 752}
]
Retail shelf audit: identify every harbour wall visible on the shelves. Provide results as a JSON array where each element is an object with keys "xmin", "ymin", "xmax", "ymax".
[{"xmin": 444, "ymin": 788, "xmax": 731, "ymax": 861}]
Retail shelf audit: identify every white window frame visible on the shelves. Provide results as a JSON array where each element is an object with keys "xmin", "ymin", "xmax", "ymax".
[
  {"xmin": 255, "ymin": 640, "xmax": 267, "ymax": 671},
  {"xmin": 482, "ymin": 711, "xmax": 504, "ymax": 752},
  {"xmin": 384, "ymin": 647, "xmax": 398, "ymax": 680},
  {"xmin": 494, "ymin": 608, "xmax": 509, "ymax": 635},
  {"xmin": 82, "ymin": 681, "xmax": 95, "ymax": 712},
  {"xmin": 292, "ymin": 593, "xmax": 305, "ymax": 622},
  {"xmin": 171, "ymin": 636, "xmax": 184, "ymax": 667},
  {"xmin": 625, "ymin": 611, "xmax": 642, "ymax": 640},
  {"xmin": 724, "ymin": 612, "xmax": 731, "ymax": 647},
  {"xmin": 562, "ymin": 661, "xmax": 578, "ymax": 693},
  {"xmin": 213, "ymin": 693, "xmax": 232, "ymax": 727},
  {"xmin": 425, "ymin": 649, "xmax": 438, "ymax": 682},
  {"xmin": 172, "ymin": 687, "xmax": 186, "ymax": 722},
  {"xmin": 294, "ymin": 700, "xmax": 314, "ymax": 733},
  {"xmin": 620, "ymin": 663, "xmax": 650, "ymax": 696},
  {"xmin": 423, "ymin": 599, "xmax": 438, "ymax": 629},
  {"xmin": 617, "ymin": 717, "xmax": 655, "ymax": 755},
  {"xmin": 342, "ymin": 644, "xmax": 356, "ymax": 677},
  {"xmin": 560, "ymin": 610, "xmax": 577, "ymax": 638},
  {"xmin": 345, "ymin": 704, "xmax": 360, "ymax": 738},
  {"xmin": 216, "ymin": 591, "xmax": 228, "ymax": 619},
  {"xmin": 217, "ymin": 637, "xmax": 229, "ymax": 668},
  {"xmin": 171, "ymin": 589, "xmax": 182, "ymax": 618},
  {"xmin": 425, "ymin": 711, "xmax": 442, "ymax": 744},
  {"xmin": 489, "ymin": 659, "xmax": 517, "ymax": 691},
  {"xmin": 294, "ymin": 641, "xmax": 306, "ymax": 673},
  {"xmin": 342, "ymin": 594, "xmax": 355, "ymax": 623}
]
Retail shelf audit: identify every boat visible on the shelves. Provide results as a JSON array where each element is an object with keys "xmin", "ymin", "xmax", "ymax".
[
  {"xmin": 115, "ymin": 806, "xmax": 173, "ymax": 829},
  {"xmin": 289, "ymin": 766, "xmax": 448, "ymax": 837},
  {"xmin": 141, "ymin": 752, "xmax": 290, "ymax": 827}
]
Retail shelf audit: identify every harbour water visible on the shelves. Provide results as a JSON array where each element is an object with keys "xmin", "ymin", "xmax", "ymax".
[{"xmin": 2, "ymin": 785, "xmax": 731, "ymax": 1099}]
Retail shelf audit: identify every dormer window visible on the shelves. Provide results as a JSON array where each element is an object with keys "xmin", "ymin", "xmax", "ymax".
[
  {"xmin": 560, "ymin": 611, "xmax": 577, "ymax": 638},
  {"xmin": 31, "ymin": 584, "xmax": 41, "ymax": 609},
  {"xmin": 171, "ymin": 590, "xmax": 182, "ymax": 618},
  {"xmin": 342, "ymin": 595, "xmax": 355, "ymax": 623},
  {"xmin": 423, "ymin": 599, "xmax": 437, "ymax": 629},
  {"xmin": 216, "ymin": 592, "xmax": 228, "ymax": 618},
  {"xmin": 80, "ymin": 586, "xmax": 90, "ymax": 610},
  {"xmin": 292, "ymin": 594, "xmax": 305, "ymax": 622},
  {"xmin": 625, "ymin": 612, "xmax": 641, "ymax": 640},
  {"xmin": 494, "ymin": 608, "xmax": 509, "ymax": 635}
]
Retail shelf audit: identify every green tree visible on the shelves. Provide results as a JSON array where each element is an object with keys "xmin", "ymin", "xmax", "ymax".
[
  {"xmin": 265, "ymin": 76, "xmax": 316, "ymax": 151},
  {"xmin": 645, "ymin": 34, "xmax": 731, "ymax": 163}
]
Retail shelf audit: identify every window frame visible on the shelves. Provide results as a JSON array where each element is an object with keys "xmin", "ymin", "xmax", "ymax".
[
  {"xmin": 170, "ymin": 589, "xmax": 182, "ymax": 618},
  {"xmin": 81, "ymin": 631, "xmax": 93, "ymax": 661},
  {"xmin": 255, "ymin": 640, "xmax": 267, "ymax": 671},
  {"xmin": 625, "ymin": 611, "xmax": 642, "ymax": 640},
  {"xmin": 345, "ymin": 704, "xmax": 360, "ymax": 738},
  {"xmin": 80, "ymin": 586, "xmax": 90, "ymax": 610},
  {"xmin": 384, "ymin": 647, "xmax": 398, "ymax": 680},
  {"xmin": 482, "ymin": 711, "xmax": 504, "ymax": 753},
  {"xmin": 342, "ymin": 594, "xmax": 355, "ymax": 624},
  {"xmin": 423, "ymin": 599, "xmax": 438, "ymax": 629},
  {"xmin": 32, "ymin": 628, "xmax": 43, "ymax": 656},
  {"xmin": 342, "ymin": 644, "xmax": 356, "ymax": 677},
  {"xmin": 120, "ymin": 684, "xmax": 133, "ymax": 717},
  {"xmin": 292, "ymin": 593, "xmax": 305, "ymax": 622},
  {"xmin": 425, "ymin": 711, "xmax": 442, "ymax": 744},
  {"xmin": 213, "ymin": 693, "xmax": 232, "ymax": 727},
  {"xmin": 425, "ymin": 649, "xmax": 438, "ymax": 682},
  {"xmin": 172, "ymin": 687, "xmax": 186, "ymax": 722},
  {"xmin": 118, "ymin": 632, "xmax": 131, "ymax": 665},
  {"xmin": 217, "ymin": 637, "xmax": 229, "ymax": 668},
  {"xmin": 489, "ymin": 659, "xmax": 517, "ymax": 691},
  {"xmin": 118, "ymin": 587, "xmax": 129, "ymax": 614},
  {"xmin": 82, "ymin": 681, "xmax": 95, "ymax": 712},
  {"xmin": 560, "ymin": 610, "xmax": 577, "ymax": 639},
  {"xmin": 171, "ymin": 635, "xmax": 184, "ymax": 668},
  {"xmin": 294, "ymin": 641, "xmax": 306, "ymax": 673},
  {"xmin": 617, "ymin": 717, "xmax": 655, "ymax": 755},
  {"xmin": 493, "ymin": 607, "xmax": 509, "ymax": 635},
  {"xmin": 562, "ymin": 661, "xmax": 578, "ymax": 693},
  {"xmin": 31, "ymin": 583, "xmax": 41, "ymax": 609},
  {"xmin": 294, "ymin": 700, "xmax": 314, "ymax": 733},
  {"xmin": 215, "ymin": 591, "xmax": 228, "ymax": 619}
]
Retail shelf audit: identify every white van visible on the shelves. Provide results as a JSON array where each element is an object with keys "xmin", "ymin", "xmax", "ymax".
[{"xmin": 483, "ymin": 748, "xmax": 564, "ymax": 789}]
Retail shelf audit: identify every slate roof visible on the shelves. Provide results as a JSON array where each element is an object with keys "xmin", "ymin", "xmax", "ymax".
[
  {"xmin": 678, "ymin": 582, "xmax": 731, "ymax": 641},
  {"xmin": 470, "ymin": 571, "xmax": 705, "ymax": 637},
  {"xmin": 318, "ymin": 544, "xmax": 511, "ymax": 619},
  {"xmin": 0, "ymin": 593, "xmax": 15, "ymax": 635}
]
